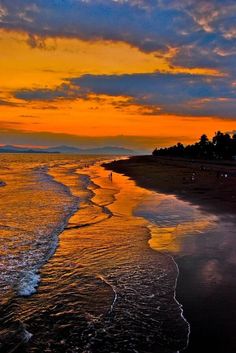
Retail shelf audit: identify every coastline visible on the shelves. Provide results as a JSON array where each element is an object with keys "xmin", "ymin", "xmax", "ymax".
[
  {"xmin": 1, "ymin": 157, "xmax": 189, "ymax": 353},
  {"xmin": 104, "ymin": 155, "xmax": 236, "ymax": 353},
  {"xmin": 2, "ymin": 155, "xmax": 236, "ymax": 352},
  {"xmin": 104, "ymin": 155, "xmax": 236, "ymax": 217}
]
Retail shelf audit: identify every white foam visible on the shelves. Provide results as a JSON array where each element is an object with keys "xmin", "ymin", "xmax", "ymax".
[
  {"xmin": 97, "ymin": 274, "xmax": 118, "ymax": 314},
  {"xmin": 18, "ymin": 270, "xmax": 41, "ymax": 296},
  {"xmin": 22, "ymin": 328, "xmax": 33, "ymax": 342}
]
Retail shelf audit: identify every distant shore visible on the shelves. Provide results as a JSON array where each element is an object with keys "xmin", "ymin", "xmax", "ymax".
[{"xmin": 104, "ymin": 155, "xmax": 236, "ymax": 216}]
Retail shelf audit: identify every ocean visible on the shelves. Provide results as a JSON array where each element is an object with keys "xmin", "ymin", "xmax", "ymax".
[{"xmin": 0, "ymin": 154, "xmax": 235, "ymax": 353}]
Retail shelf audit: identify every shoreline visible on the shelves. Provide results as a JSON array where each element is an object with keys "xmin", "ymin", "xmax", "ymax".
[
  {"xmin": 104, "ymin": 155, "xmax": 236, "ymax": 217},
  {"xmin": 104, "ymin": 155, "xmax": 236, "ymax": 353}
]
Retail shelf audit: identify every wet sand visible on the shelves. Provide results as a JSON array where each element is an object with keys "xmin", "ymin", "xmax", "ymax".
[
  {"xmin": 104, "ymin": 156, "xmax": 236, "ymax": 353},
  {"xmin": 104, "ymin": 156, "xmax": 236, "ymax": 216}
]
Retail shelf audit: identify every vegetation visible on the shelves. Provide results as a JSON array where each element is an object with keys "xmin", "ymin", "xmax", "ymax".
[{"xmin": 152, "ymin": 131, "xmax": 236, "ymax": 160}]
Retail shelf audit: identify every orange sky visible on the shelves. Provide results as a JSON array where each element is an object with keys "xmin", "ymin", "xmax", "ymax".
[{"xmin": 0, "ymin": 29, "xmax": 235, "ymax": 151}]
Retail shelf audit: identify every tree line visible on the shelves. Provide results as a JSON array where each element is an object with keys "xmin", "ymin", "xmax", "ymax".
[{"xmin": 152, "ymin": 131, "xmax": 236, "ymax": 160}]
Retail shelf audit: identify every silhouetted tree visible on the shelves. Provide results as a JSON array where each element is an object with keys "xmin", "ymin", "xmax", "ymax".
[
  {"xmin": 152, "ymin": 132, "xmax": 236, "ymax": 160},
  {"xmin": 213, "ymin": 131, "xmax": 231, "ymax": 159},
  {"xmin": 200, "ymin": 134, "xmax": 209, "ymax": 145}
]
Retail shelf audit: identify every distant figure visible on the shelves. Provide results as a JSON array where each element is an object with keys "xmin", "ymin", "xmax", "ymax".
[{"xmin": 109, "ymin": 172, "xmax": 113, "ymax": 181}]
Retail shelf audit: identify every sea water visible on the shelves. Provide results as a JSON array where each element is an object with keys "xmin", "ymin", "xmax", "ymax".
[{"xmin": 0, "ymin": 154, "xmax": 233, "ymax": 353}]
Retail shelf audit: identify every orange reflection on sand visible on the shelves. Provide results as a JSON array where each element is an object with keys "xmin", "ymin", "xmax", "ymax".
[
  {"xmin": 148, "ymin": 219, "xmax": 214, "ymax": 254},
  {"xmin": 91, "ymin": 162, "xmax": 152, "ymax": 217},
  {"xmin": 86, "ymin": 163, "xmax": 217, "ymax": 257}
]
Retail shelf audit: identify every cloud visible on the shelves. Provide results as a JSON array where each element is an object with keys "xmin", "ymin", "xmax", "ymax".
[
  {"xmin": 3, "ymin": 1, "xmax": 236, "ymax": 120},
  {"xmin": 13, "ymin": 72, "xmax": 236, "ymax": 119},
  {"xmin": 26, "ymin": 34, "xmax": 46, "ymax": 49},
  {"xmin": 14, "ymin": 83, "xmax": 80, "ymax": 101},
  {"xmin": 0, "ymin": 1, "xmax": 234, "ymax": 60},
  {"xmin": 0, "ymin": 99, "xmax": 18, "ymax": 106},
  {"xmin": 0, "ymin": 1, "xmax": 191, "ymax": 53},
  {"xmin": 0, "ymin": 120, "xmax": 23, "ymax": 129}
]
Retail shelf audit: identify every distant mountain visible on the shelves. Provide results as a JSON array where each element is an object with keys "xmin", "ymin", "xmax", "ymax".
[
  {"xmin": 0, "ymin": 145, "xmax": 28, "ymax": 151},
  {"xmin": 47, "ymin": 145, "xmax": 134, "ymax": 155},
  {"xmin": 0, "ymin": 144, "xmax": 135, "ymax": 155},
  {"xmin": 0, "ymin": 145, "xmax": 53, "ymax": 154},
  {"xmin": 46, "ymin": 145, "xmax": 82, "ymax": 153}
]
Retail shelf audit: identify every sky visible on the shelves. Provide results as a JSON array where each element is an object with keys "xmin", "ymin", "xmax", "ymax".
[{"xmin": 0, "ymin": 0, "xmax": 235, "ymax": 151}]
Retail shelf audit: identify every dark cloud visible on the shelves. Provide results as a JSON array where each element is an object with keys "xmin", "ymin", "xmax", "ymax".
[
  {"xmin": 0, "ymin": 99, "xmax": 18, "ymax": 106},
  {"xmin": 3, "ymin": 1, "xmax": 236, "ymax": 119},
  {"xmin": 13, "ymin": 72, "xmax": 236, "ymax": 119},
  {"xmin": 15, "ymin": 86, "xmax": 67, "ymax": 101},
  {"xmin": 71, "ymin": 72, "xmax": 236, "ymax": 118},
  {"xmin": 0, "ymin": 0, "xmax": 192, "ymax": 53},
  {"xmin": 26, "ymin": 33, "xmax": 46, "ymax": 49},
  {"xmin": 0, "ymin": 1, "xmax": 235, "ymax": 66}
]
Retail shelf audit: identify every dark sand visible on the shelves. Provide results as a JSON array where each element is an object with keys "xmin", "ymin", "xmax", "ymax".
[
  {"xmin": 104, "ymin": 156, "xmax": 236, "ymax": 216},
  {"xmin": 104, "ymin": 156, "xmax": 236, "ymax": 353}
]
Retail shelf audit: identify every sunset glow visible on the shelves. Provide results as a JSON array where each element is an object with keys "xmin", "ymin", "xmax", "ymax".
[
  {"xmin": 0, "ymin": 1, "xmax": 235, "ymax": 150},
  {"xmin": 1, "ymin": 3, "xmax": 236, "ymax": 351}
]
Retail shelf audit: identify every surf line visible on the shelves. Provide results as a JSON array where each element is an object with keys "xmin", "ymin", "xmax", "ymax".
[
  {"xmin": 146, "ymin": 223, "xmax": 191, "ymax": 351},
  {"xmin": 96, "ymin": 274, "xmax": 118, "ymax": 315}
]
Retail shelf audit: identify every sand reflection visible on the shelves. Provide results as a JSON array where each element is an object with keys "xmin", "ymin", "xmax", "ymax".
[{"xmin": 133, "ymin": 193, "xmax": 217, "ymax": 254}]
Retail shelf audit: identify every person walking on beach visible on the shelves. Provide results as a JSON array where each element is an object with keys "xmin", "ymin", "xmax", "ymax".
[{"xmin": 109, "ymin": 172, "xmax": 113, "ymax": 181}]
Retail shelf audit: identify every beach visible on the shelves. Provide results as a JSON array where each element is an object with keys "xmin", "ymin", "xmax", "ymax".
[
  {"xmin": 1, "ymin": 154, "xmax": 236, "ymax": 353},
  {"xmin": 0, "ymin": 154, "xmax": 191, "ymax": 353},
  {"xmin": 104, "ymin": 156, "xmax": 236, "ymax": 353},
  {"xmin": 104, "ymin": 156, "xmax": 236, "ymax": 216}
]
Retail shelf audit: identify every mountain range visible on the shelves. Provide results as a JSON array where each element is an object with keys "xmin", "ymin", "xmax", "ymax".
[{"xmin": 0, "ymin": 144, "xmax": 135, "ymax": 155}]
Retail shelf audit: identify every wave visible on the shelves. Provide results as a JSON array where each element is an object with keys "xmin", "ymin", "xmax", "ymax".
[
  {"xmin": 16, "ymin": 161, "xmax": 115, "ymax": 297},
  {"xmin": 96, "ymin": 274, "xmax": 118, "ymax": 314},
  {"xmin": 1, "ymin": 164, "xmax": 80, "ymax": 298},
  {"xmin": 1, "ymin": 157, "xmax": 191, "ymax": 353}
]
